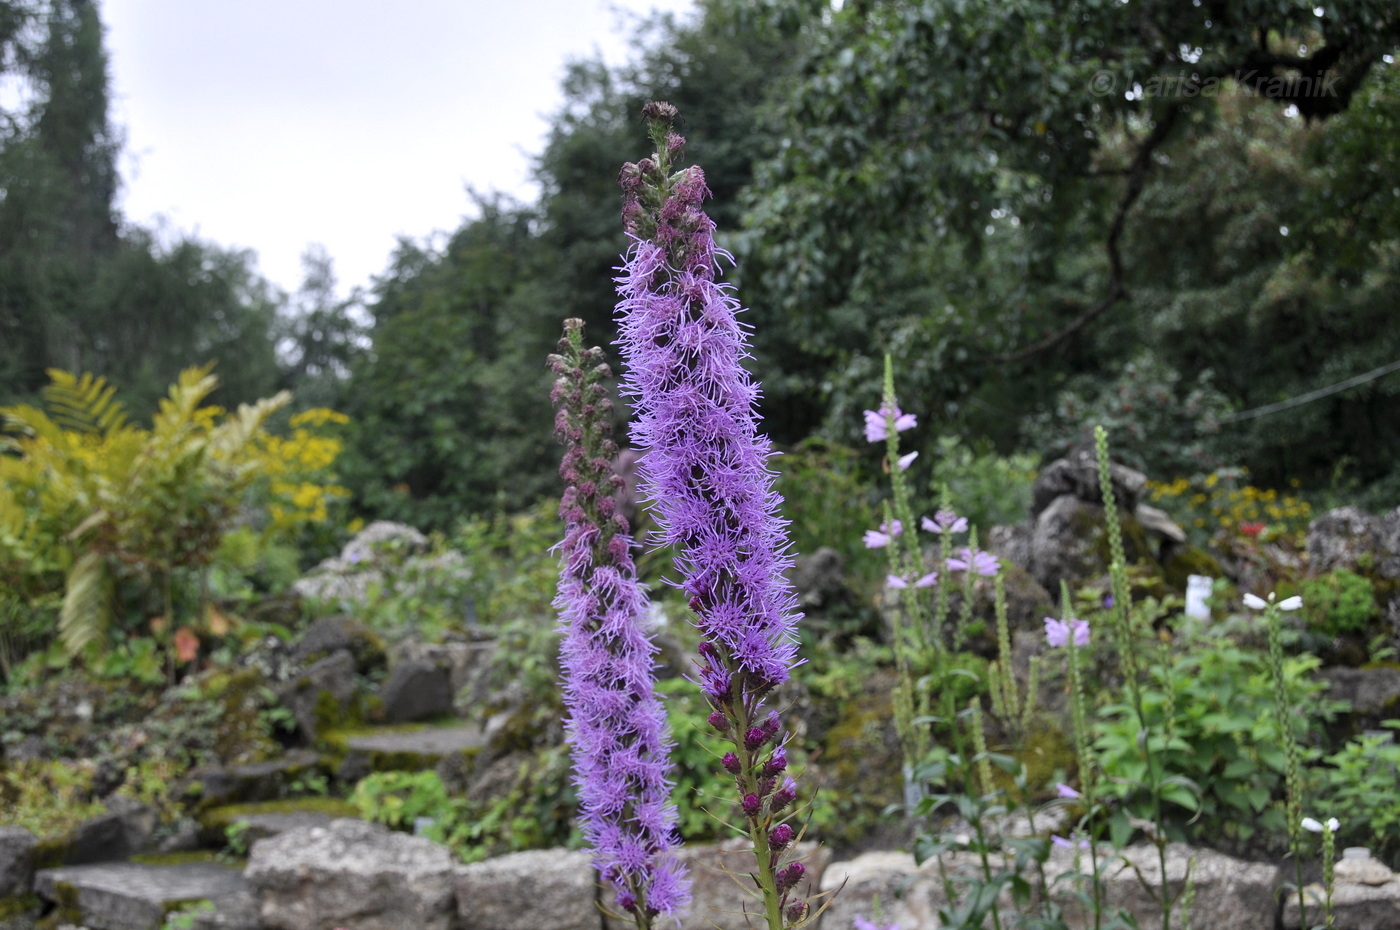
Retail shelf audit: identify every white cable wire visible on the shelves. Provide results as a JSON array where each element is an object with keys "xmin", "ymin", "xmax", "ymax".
[{"xmin": 1220, "ymin": 357, "xmax": 1400, "ymax": 423}]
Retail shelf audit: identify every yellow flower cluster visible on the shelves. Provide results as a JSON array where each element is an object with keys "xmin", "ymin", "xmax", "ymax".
[
  {"xmin": 248, "ymin": 408, "xmax": 350, "ymax": 534},
  {"xmin": 1147, "ymin": 468, "xmax": 1312, "ymax": 541}
]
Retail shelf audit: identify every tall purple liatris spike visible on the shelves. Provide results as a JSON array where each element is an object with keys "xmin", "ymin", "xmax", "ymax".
[
  {"xmin": 549, "ymin": 318, "xmax": 689, "ymax": 926},
  {"xmin": 614, "ymin": 103, "xmax": 809, "ymax": 929}
]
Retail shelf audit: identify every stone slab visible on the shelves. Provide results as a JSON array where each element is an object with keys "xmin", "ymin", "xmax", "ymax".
[
  {"xmin": 343, "ymin": 723, "xmax": 486, "ymax": 758},
  {"xmin": 34, "ymin": 862, "xmax": 248, "ymax": 930}
]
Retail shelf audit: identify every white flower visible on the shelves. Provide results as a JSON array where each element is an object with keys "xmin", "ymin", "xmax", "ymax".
[
  {"xmin": 1243, "ymin": 591, "xmax": 1304, "ymax": 611},
  {"xmin": 1301, "ymin": 816, "xmax": 1340, "ymax": 833}
]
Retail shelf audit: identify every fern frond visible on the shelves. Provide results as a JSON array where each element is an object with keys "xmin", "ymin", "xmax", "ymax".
[
  {"xmin": 42, "ymin": 370, "xmax": 129, "ymax": 436},
  {"xmin": 59, "ymin": 550, "xmax": 113, "ymax": 656},
  {"xmin": 154, "ymin": 364, "xmax": 219, "ymax": 439},
  {"xmin": 0, "ymin": 402, "xmax": 68, "ymax": 450},
  {"xmin": 212, "ymin": 390, "xmax": 292, "ymax": 457}
]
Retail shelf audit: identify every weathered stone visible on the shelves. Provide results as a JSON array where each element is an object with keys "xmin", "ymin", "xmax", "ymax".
[
  {"xmin": 788, "ymin": 547, "xmax": 847, "ymax": 612},
  {"xmin": 988, "ymin": 523, "xmax": 1033, "ymax": 572},
  {"xmin": 0, "ymin": 826, "xmax": 38, "ymax": 896},
  {"xmin": 1320, "ymin": 667, "xmax": 1400, "ymax": 718},
  {"xmin": 393, "ymin": 639, "xmax": 496, "ymax": 706},
  {"xmin": 1027, "ymin": 495, "xmax": 1156, "ymax": 596},
  {"xmin": 34, "ymin": 862, "xmax": 248, "ymax": 930},
  {"xmin": 289, "ymin": 616, "xmax": 386, "ymax": 675},
  {"xmin": 818, "ymin": 849, "xmax": 950, "ymax": 930},
  {"xmin": 245, "ymin": 818, "xmax": 456, "ymax": 930},
  {"xmin": 1089, "ymin": 842, "xmax": 1281, "ymax": 930},
  {"xmin": 64, "ymin": 813, "xmax": 132, "ymax": 865},
  {"xmin": 653, "ymin": 840, "xmax": 829, "ymax": 930},
  {"xmin": 378, "ymin": 659, "xmax": 454, "ymax": 724},
  {"xmin": 101, "ymin": 797, "xmax": 156, "ymax": 856},
  {"xmin": 1309, "ymin": 507, "xmax": 1393, "ymax": 577},
  {"xmin": 186, "ymin": 749, "xmax": 326, "ymax": 810},
  {"xmin": 1283, "ymin": 879, "xmax": 1400, "ymax": 929},
  {"xmin": 453, "ymin": 848, "xmax": 595, "ymax": 930},
  {"xmin": 275, "ymin": 650, "xmax": 357, "ymax": 743},
  {"xmin": 1031, "ymin": 448, "xmax": 1146, "ymax": 519},
  {"xmin": 341, "ymin": 722, "xmax": 486, "ymax": 768},
  {"xmin": 1336, "ymin": 855, "xmax": 1395, "ymax": 886}
]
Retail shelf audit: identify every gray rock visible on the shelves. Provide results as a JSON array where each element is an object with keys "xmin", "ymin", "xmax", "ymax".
[
  {"xmin": 245, "ymin": 818, "xmax": 456, "ymax": 930},
  {"xmin": 34, "ymin": 862, "xmax": 248, "ymax": 930},
  {"xmin": 187, "ymin": 749, "xmax": 326, "ymax": 809},
  {"xmin": 64, "ymin": 812, "xmax": 132, "ymax": 865},
  {"xmin": 343, "ymin": 722, "xmax": 486, "ymax": 762},
  {"xmin": 818, "ymin": 849, "xmax": 951, "ymax": 930},
  {"xmin": 1031, "ymin": 448, "xmax": 1146, "ymax": 519},
  {"xmin": 788, "ymin": 547, "xmax": 847, "ymax": 611},
  {"xmin": 0, "ymin": 825, "xmax": 38, "ymax": 896},
  {"xmin": 394, "ymin": 639, "xmax": 496, "ymax": 705},
  {"xmin": 101, "ymin": 797, "xmax": 157, "ymax": 855},
  {"xmin": 659, "ymin": 840, "xmax": 829, "ymax": 930},
  {"xmin": 224, "ymin": 810, "xmax": 340, "ymax": 846},
  {"xmin": 1283, "ymin": 879, "xmax": 1400, "ymax": 929},
  {"xmin": 453, "ymin": 848, "xmax": 596, "ymax": 930},
  {"xmin": 1309, "ymin": 507, "xmax": 1393, "ymax": 577},
  {"xmin": 1090, "ymin": 842, "xmax": 1281, "ymax": 930},
  {"xmin": 275, "ymin": 650, "xmax": 357, "ymax": 743},
  {"xmin": 1320, "ymin": 666, "xmax": 1400, "ymax": 717},
  {"xmin": 378, "ymin": 659, "xmax": 454, "ymax": 724},
  {"xmin": 988, "ymin": 523, "xmax": 1033, "ymax": 572},
  {"xmin": 289, "ymin": 616, "xmax": 385, "ymax": 675}
]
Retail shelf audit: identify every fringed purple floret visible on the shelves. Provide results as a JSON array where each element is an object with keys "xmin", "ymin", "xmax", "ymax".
[
  {"xmin": 550, "ymin": 319, "xmax": 690, "ymax": 922},
  {"xmin": 613, "ymin": 104, "xmax": 808, "ymax": 927}
]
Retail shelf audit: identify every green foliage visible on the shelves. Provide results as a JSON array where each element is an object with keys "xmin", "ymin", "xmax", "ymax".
[
  {"xmin": 1299, "ymin": 568, "xmax": 1379, "ymax": 637},
  {"xmin": 774, "ymin": 439, "xmax": 879, "ymax": 576},
  {"xmin": 1314, "ymin": 724, "xmax": 1400, "ymax": 862},
  {"xmin": 924, "ymin": 435, "xmax": 1038, "ymax": 530},
  {"xmin": 350, "ymin": 769, "xmax": 451, "ymax": 832},
  {"xmin": 1092, "ymin": 619, "xmax": 1340, "ymax": 850},
  {"xmin": 0, "ymin": 366, "xmax": 348, "ymax": 673},
  {"xmin": 0, "ymin": 758, "xmax": 105, "ymax": 837},
  {"xmin": 454, "ymin": 501, "xmax": 563, "ymax": 629},
  {"xmin": 159, "ymin": 900, "xmax": 215, "ymax": 930}
]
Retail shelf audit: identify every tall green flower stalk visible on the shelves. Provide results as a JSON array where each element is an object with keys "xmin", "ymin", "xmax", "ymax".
[
  {"xmin": 1251, "ymin": 590, "xmax": 1309, "ymax": 926},
  {"xmin": 1093, "ymin": 425, "xmax": 1182, "ymax": 930},
  {"xmin": 1054, "ymin": 582, "xmax": 1105, "ymax": 930}
]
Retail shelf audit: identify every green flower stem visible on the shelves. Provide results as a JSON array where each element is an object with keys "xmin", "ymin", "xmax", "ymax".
[{"xmin": 1264, "ymin": 598, "xmax": 1308, "ymax": 929}]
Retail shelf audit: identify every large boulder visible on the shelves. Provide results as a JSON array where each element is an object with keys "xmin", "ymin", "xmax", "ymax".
[
  {"xmin": 245, "ymin": 818, "xmax": 457, "ymax": 930},
  {"xmin": 1309, "ymin": 507, "xmax": 1400, "ymax": 579},
  {"xmin": 275, "ymin": 650, "xmax": 358, "ymax": 743},
  {"xmin": 377, "ymin": 659, "xmax": 454, "ymax": 724},
  {"xmin": 1031, "ymin": 447, "xmax": 1147, "ymax": 519}
]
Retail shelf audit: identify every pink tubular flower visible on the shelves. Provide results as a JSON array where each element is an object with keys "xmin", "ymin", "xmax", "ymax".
[
  {"xmin": 864, "ymin": 404, "xmax": 917, "ymax": 443},
  {"xmin": 863, "ymin": 519, "xmax": 904, "ymax": 549},
  {"xmin": 614, "ymin": 103, "xmax": 806, "ymax": 921},
  {"xmin": 897, "ymin": 451, "xmax": 919, "ymax": 471},
  {"xmin": 1056, "ymin": 782, "xmax": 1080, "ymax": 799},
  {"xmin": 1044, "ymin": 616, "xmax": 1090, "ymax": 648},
  {"xmin": 550, "ymin": 320, "xmax": 689, "ymax": 919},
  {"xmin": 947, "ymin": 547, "xmax": 999, "ymax": 577},
  {"xmin": 922, "ymin": 510, "xmax": 968, "ymax": 534}
]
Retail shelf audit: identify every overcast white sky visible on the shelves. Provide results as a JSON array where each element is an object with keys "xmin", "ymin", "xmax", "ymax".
[{"xmin": 101, "ymin": 0, "xmax": 696, "ymax": 299}]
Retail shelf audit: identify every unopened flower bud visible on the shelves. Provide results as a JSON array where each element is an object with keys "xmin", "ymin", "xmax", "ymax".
[
  {"xmin": 742, "ymin": 793, "xmax": 762, "ymax": 817},
  {"xmin": 776, "ymin": 861, "xmax": 805, "ymax": 893},
  {"xmin": 768, "ymin": 823, "xmax": 794, "ymax": 850},
  {"xmin": 721, "ymin": 752, "xmax": 742, "ymax": 774},
  {"xmin": 709, "ymin": 712, "xmax": 731, "ymax": 733},
  {"xmin": 785, "ymin": 900, "xmax": 809, "ymax": 924},
  {"xmin": 771, "ymin": 779, "xmax": 797, "ymax": 813},
  {"xmin": 762, "ymin": 748, "xmax": 787, "ymax": 777},
  {"xmin": 617, "ymin": 890, "xmax": 637, "ymax": 912},
  {"xmin": 744, "ymin": 727, "xmax": 768, "ymax": 751}
]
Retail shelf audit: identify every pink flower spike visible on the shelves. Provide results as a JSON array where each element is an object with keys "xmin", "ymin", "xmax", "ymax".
[
  {"xmin": 863, "ymin": 404, "xmax": 917, "ymax": 443},
  {"xmin": 914, "ymin": 572, "xmax": 938, "ymax": 588},
  {"xmin": 897, "ymin": 451, "xmax": 919, "ymax": 471},
  {"xmin": 947, "ymin": 548, "xmax": 999, "ymax": 577},
  {"xmin": 923, "ymin": 509, "xmax": 968, "ymax": 534},
  {"xmin": 886, "ymin": 575, "xmax": 909, "ymax": 589}
]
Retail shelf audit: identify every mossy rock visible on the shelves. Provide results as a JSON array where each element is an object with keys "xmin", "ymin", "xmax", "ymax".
[
  {"xmin": 0, "ymin": 893, "xmax": 39, "ymax": 922},
  {"xmin": 196, "ymin": 797, "xmax": 358, "ymax": 847}
]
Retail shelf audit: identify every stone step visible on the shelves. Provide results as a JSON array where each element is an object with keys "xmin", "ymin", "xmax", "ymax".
[
  {"xmin": 33, "ymin": 862, "xmax": 253, "ymax": 930},
  {"xmin": 332, "ymin": 722, "xmax": 487, "ymax": 774}
]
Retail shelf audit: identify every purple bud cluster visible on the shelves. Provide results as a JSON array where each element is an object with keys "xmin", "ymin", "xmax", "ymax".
[
  {"xmin": 550, "ymin": 318, "xmax": 689, "ymax": 922},
  {"xmin": 614, "ymin": 104, "xmax": 809, "ymax": 926}
]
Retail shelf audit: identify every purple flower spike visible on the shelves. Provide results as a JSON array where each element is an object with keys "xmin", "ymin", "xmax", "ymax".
[
  {"xmin": 551, "ymin": 319, "xmax": 689, "ymax": 918},
  {"xmin": 614, "ymin": 103, "xmax": 808, "ymax": 918}
]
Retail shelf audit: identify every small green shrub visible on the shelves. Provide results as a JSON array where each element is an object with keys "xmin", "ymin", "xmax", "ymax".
[
  {"xmin": 925, "ymin": 435, "xmax": 1038, "ymax": 529},
  {"xmin": 1300, "ymin": 568, "xmax": 1379, "ymax": 637},
  {"xmin": 1315, "ymin": 724, "xmax": 1400, "ymax": 863}
]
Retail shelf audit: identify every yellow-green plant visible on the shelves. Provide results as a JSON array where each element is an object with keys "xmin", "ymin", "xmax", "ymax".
[{"xmin": 0, "ymin": 366, "xmax": 292, "ymax": 659}]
